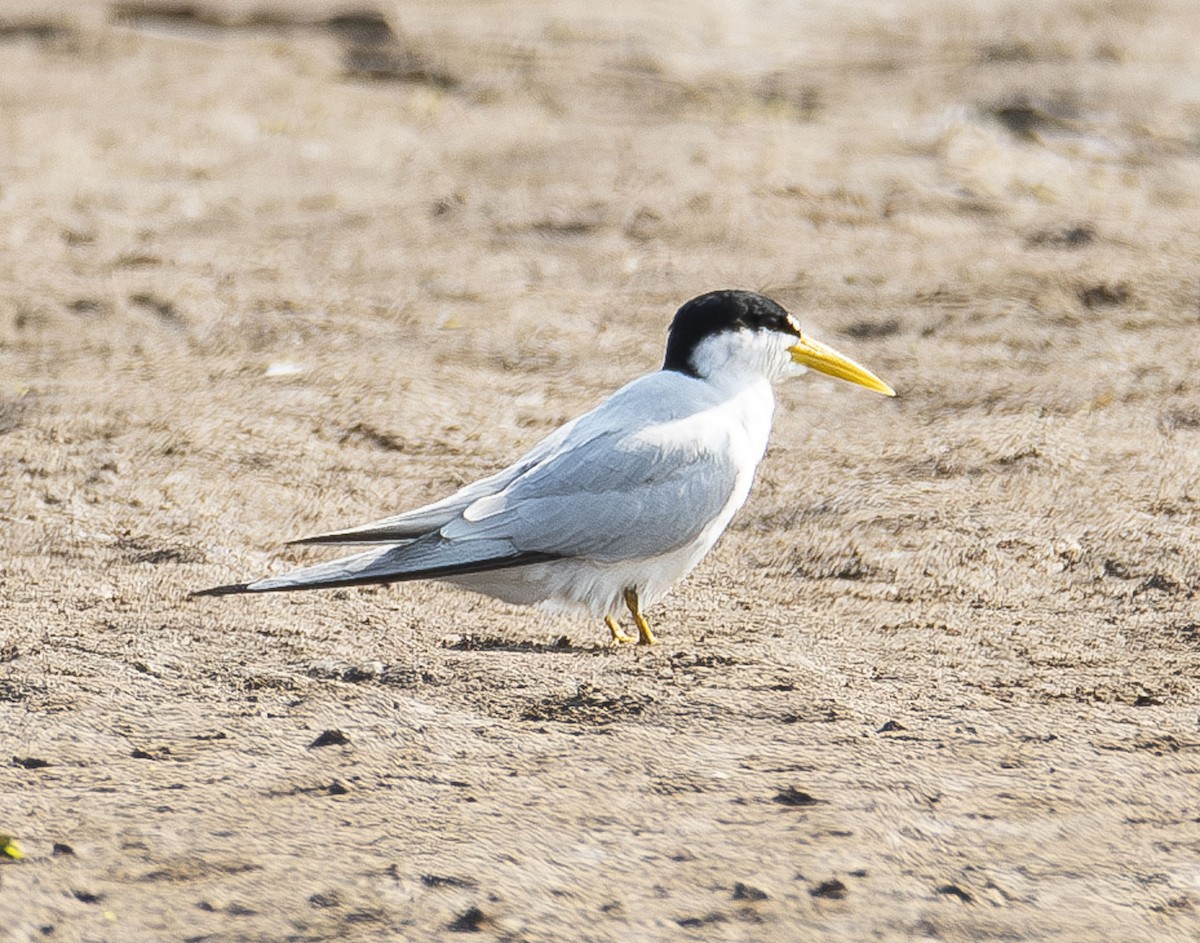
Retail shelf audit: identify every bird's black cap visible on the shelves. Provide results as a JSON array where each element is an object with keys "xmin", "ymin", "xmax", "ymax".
[{"xmin": 662, "ymin": 290, "xmax": 801, "ymax": 377}]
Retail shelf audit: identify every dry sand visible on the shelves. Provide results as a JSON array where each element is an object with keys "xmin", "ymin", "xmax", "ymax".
[{"xmin": 3, "ymin": 1, "xmax": 1200, "ymax": 940}]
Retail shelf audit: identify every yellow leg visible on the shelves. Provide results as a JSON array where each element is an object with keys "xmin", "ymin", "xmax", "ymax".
[
  {"xmin": 605, "ymin": 615, "xmax": 635, "ymax": 644},
  {"xmin": 623, "ymin": 588, "xmax": 657, "ymax": 646}
]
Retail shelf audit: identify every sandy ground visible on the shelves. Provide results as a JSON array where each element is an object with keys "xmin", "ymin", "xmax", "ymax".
[{"xmin": 3, "ymin": 1, "xmax": 1200, "ymax": 940}]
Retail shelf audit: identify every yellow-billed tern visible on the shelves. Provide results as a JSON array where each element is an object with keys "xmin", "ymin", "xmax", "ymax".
[{"xmin": 194, "ymin": 290, "xmax": 894, "ymax": 644}]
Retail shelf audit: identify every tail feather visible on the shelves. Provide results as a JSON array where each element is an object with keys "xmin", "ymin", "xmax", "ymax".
[{"xmin": 191, "ymin": 535, "xmax": 559, "ymax": 597}]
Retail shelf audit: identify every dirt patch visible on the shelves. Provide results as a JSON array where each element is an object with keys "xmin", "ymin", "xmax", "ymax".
[{"xmin": 2, "ymin": 1, "xmax": 1200, "ymax": 940}]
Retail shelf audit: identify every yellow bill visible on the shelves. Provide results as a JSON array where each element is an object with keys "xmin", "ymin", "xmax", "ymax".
[
  {"xmin": 1, "ymin": 835, "xmax": 23, "ymax": 860},
  {"xmin": 789, "ymin": 335, "xmax": 896, "ymax": 396}
]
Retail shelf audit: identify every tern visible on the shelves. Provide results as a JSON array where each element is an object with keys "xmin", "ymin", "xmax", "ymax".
[{"xmin": 194, "ymin": 290, "xmax": 894, "ymax": 644}]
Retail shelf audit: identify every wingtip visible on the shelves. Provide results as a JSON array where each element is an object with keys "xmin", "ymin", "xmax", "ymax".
[
  {"xmin": 285, "ymin": 530, "xmax": 405, "ymax": 546},
  {"xmin": 189, "ymin": 582, "xmax": 255, "ymax": 598}
]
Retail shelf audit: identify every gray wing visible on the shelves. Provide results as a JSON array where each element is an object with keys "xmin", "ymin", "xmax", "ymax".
[
  {"xmin": 438, "ymin": 430, "xmax": 738, "ymax": 562},
  {"xmin": 291, "ymin": 370, "xmax": 715, "ymax": 548}
]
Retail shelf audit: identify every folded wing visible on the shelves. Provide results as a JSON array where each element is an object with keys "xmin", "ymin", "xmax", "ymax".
[{"xmin": 441, "ymin": 427, "xmax": 737, "ymax": 562}]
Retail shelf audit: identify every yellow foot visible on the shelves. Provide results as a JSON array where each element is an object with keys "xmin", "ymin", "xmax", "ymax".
[
  {"xmin": 623, "ymin": 588, "xmax": 658, "ymax": 646},
  {"xmin": 605, "ymin": 615, "xmax": 636, "ymax": 644}
]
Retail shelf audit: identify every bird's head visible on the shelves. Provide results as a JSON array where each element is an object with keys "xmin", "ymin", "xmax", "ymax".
[{"xmin": 663, "ymin": 289, "xmax": 895, "ymax": 396}]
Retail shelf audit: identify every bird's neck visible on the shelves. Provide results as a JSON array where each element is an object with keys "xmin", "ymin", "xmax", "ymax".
[{"xmin": 701, "ymin": 365, "xmax": 776, "ymax": 403}]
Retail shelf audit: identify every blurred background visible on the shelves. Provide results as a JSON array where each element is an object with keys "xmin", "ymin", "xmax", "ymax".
[{"xmin": 3, "ymin": 2, "xmax": 1200, "ymax": 940}]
